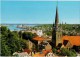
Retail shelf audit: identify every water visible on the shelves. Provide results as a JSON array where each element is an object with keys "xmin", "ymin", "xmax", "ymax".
[
  {"xmin": 2, "ymin": 24, "xmax": 38, "ymax": 31},
  {"xmin": 7, "ymin": 25, "xmax": 22, "ymax": 31}
]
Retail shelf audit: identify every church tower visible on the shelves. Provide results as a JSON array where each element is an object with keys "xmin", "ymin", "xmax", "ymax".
[{"xmin": 52, "ymin": 6, "xmax": 62, "ymax": 47}]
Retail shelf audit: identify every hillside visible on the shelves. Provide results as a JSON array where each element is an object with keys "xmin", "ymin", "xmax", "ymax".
[{"xmin": 33, "ymin": 24, "xmax": 80, "ymax": 36}]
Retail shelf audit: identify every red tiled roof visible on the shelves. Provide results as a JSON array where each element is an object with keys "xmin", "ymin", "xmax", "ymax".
[
  {"xmin": 23, "ymin": 49, "xmax": 31, "ymax": 54},
  {"xmin": 62, "ymin": 36, "xmax": 80, "ymax": 46},
  {"xmin": 33, "ymin": 36, "xmax": 45, "ymax": 41},
  {"xmin": 42, "ymin": 49, "xmax": 52, "ymax": 55},
  {"xmin": 33, "ymin": 53, "xmax": 45, "ymax": 57},
  {"xmin": 33, "ymin": 49, "xmax": 52, "ymax": 57}
]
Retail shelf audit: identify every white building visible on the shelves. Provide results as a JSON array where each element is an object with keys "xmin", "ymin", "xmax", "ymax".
[{"xmin": 36, "ymin": 30, "xmax": 43, "ymax": 37}]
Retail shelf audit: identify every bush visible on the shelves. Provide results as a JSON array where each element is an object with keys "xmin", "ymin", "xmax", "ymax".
[
  {"xmin": 59, "ymin": 48, "xmax": 77, "ymax": 56},
  {"xmin": 52, "ymin": 47, "xmax": 57, "ymax": 53}
]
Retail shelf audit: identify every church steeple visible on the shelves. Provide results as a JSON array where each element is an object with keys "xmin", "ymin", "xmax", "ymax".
[
  {"xmin": 52, "ymin": 4, "xmax": 62, "ymax": 48},
  {"xmin": 55, "ymin": 6, "xmax": 59, "ymax": 29}
]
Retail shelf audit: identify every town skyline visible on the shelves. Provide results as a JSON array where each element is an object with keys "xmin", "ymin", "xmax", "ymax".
[
  {"xmin": 1, "ymin": 1, "xmax": 80, "ymax": 56},
  {"xmin": 1, "ymin": 1, "xmax": 80, "ymax": 24}
]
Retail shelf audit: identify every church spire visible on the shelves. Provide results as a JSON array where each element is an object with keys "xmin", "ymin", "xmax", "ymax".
[
  {"xmin": 55, "ymin": 6, "xmax": 59, "ymax": 29},
  {"xmin": 52, "ymin": 1, "xmax": 62, "ymax": 47}
]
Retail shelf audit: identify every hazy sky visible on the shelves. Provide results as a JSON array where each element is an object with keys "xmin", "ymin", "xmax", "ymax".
[{"xmin": 1, "ymin": 1, "xmax": 80, "ymax": 24}]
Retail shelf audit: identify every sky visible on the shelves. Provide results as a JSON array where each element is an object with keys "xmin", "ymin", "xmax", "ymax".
[{"xmin": 1, "ymin": 1, "xmax": 80, "ymax": 24}]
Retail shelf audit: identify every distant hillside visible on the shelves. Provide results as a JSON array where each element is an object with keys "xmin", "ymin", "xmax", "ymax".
[{"xmin": 33, "ymin": 24, "xmax": 80, "ymax": 36}]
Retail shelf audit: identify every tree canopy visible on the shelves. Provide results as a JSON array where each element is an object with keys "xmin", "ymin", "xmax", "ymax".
[{"xmin": 1, "ymin": 26, "xmax": 27, "ymax": 56}]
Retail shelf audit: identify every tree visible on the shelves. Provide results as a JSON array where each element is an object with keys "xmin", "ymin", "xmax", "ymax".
[
  {"xmin": 1, "ymin": 34, "xmax": 11, "ymax": 56},
  {"xmin": 1, "ymin": 26, "xmax": 9, "ymax": 36},
  {"xmin": 18, "ymin": 31, "xmax": 22, "ymax": 38},
  {"xmin": 1, "ymin": 26, "xmax": 27, "ymax": 56},
  {"xmin": 22, "ymin": 32, "xmax": 37, "ymax": 40}
]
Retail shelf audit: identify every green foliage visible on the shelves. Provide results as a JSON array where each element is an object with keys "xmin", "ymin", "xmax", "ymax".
[
  {"xmin": 52, "ymin": 47, "xmax": 57, "ymax": 53},
  {"xmin": 45, "ymin": 31, "xmax": 52, "ymax": 36},
  {"xmin": 62, "ymin": 24, "xmax": 80, "ymax": 36},
  {"xmin": 1, "ymin": 35, "xmax": 11, "ymax": 56},
  {"xmin": 34, "ymin": 24, "xmax": 80, "ymax": 36},
  {"xmin": 18, "ymin": 31, "xmax": 22, "ymax": 38},
  {"xmin": 1, "ymin": 26, "xmax": 9, "ymax": 36},
  {"xmin": 1, "ymin": 43, "xmax": 11, "ymax": 56},
  {"xmin": 22, "ymin": 32, "xmax": 37, "ymax": 40},
  {"xmin": 52, "ymin": 47, "xmax": 77, "ymax": 56},
  {"xmin": 1, "ymin": 26, "xmax": 27, "ymax": 56},
  {"xmin": 59, "ymin": 48, "xmax": 77, "ymax": 56}
]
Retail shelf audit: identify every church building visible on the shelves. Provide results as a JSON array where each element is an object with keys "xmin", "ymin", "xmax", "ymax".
[
  {"xmin": 52, "ymin": 6, "xmax": 62, "ymax": 48},
  {"xmin": 51, "ymin": 6, "xmax": 80, "ymax": 51}
]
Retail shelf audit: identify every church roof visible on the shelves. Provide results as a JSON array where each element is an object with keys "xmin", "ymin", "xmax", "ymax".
[
  {"xmin": 54, "ymin": 6, "xmax": 59, "ymax": 29},
  {"xmin": 55, "ymin": 6, "xmax": 59, "ymax": 24},
  {"xmin": 62, "ymin": 36, "xmax": 80, "ymax": 46}
]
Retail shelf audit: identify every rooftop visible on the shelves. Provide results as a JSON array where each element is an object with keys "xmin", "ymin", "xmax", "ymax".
[{"xmin": 62, "ymin": 36, "xmax": 80, "ymax": 46}]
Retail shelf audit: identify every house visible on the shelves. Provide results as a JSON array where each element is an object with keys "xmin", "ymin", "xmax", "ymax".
[
  {"xmin": 45, "ymin": 43, "xmax": 52, "ymax": 50},
  {"xmin": 27, "ymin": 40, "xmax": 34, "ymax": 50},
  {"xmin": 62, "ymin": 36, "xmax": 80, "ymax": 46},
  {"xmin": 62, "ymin": 36, "xmax": 80, "ymax": 51}
]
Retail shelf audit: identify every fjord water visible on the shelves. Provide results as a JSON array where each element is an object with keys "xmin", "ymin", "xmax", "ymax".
[{"xmin": 3, "ymin": 24, "xmax": 38, "ymax": 31}]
